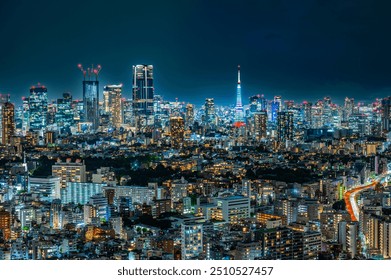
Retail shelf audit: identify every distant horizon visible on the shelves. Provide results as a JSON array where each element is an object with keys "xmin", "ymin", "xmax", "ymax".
[
  {"xmin": 1, "ymin": 1, "xmax": 390, "ymax": 108},
  {"xmin": 3, "ymin": 68, "xmax": 389, "ymax": 108}
]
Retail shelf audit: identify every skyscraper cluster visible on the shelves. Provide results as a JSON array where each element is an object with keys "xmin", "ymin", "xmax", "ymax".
[{"xmin": 1, "ymin": 64, "xmax": 391, "ymax": 261}]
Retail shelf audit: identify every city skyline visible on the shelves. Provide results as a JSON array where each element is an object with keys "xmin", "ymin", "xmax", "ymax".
[
  {"xmin": 1, "ymin": 63, "xmax": 390, "ymax": 108},
  {"xmin": 1, "ymin": 1, "xmax": 391, "ymax": 105},
  {"xmin": 2, "ymin": 0, "xmax": 391, "ymax": 263}
]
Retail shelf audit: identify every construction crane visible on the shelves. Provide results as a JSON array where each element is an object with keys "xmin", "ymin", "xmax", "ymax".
[{"xmin": 77, "ymin": 64, "xmax": 102, "ymax": 80}]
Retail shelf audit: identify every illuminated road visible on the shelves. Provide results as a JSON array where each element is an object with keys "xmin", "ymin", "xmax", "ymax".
[{"xmin": 343, "ymin": 176, "xmax": 386, "ymax": 221}]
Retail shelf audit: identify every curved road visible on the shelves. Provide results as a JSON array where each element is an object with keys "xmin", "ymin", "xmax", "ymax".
[{"xmin": 344, "ymin": 180, "xmax": 380, "ymax": 221}]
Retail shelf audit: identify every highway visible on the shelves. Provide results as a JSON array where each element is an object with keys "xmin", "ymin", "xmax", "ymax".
[{"xmin": 343, "ymin": 176, "xmax": 386, "ymax": 221}]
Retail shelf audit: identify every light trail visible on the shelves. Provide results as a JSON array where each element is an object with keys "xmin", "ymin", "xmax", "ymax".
[{"xmin": 343, "ymin": 178, "xmax": 382, "ymax": 221}]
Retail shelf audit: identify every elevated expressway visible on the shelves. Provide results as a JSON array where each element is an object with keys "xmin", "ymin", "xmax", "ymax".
[{"xmin": 344, "ymin": 174, "xmax": 388, "ymax": 221}]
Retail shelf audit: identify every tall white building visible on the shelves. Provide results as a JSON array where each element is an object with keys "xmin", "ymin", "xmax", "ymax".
[{"xmin": 181, "ymin": 223, "xmax": 203, "ymax": 260}]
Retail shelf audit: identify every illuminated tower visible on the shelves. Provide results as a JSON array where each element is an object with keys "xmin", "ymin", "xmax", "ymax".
[
  {"xmin": 103, "ymin": 84, "xmax": 123, "ymax": 128},
  {"xmin": 132, "ymin": 65, "xmax": 154, "ymax": 131},
  {"xmin": 28, "ymin": 84, "xmax": 48, "ymax": 131},
  {"xmin": 78, "ymin": 64, "xmax": 101, "ymax": 131},
  {"xmin": 0, "ymin": 94, "xmax": 15, "ymax": 145},
  {"xmin": 234, "ymin": 65, "xmax": 245, "ymax": 127}
]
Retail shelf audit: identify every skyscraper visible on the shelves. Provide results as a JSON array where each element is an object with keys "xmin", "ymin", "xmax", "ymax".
[
  {"xmin": 303, "ymin": 101, "xmax": 312, "ymax": 127},
  {"xmin": 234, "ymin": 65, "xmax": 245, "ymax": 127},
  {"xmin": 270, "ymin": 99, "xmax": 280, "ymax": 123},
  {"xmin": 343, "ymin": 97, "xmax": 355, "ymax": 122},
  {"xmin": 83, "ymin": 81, "xmax": 99, "ymax": 130},
  {"xmin": 122, "ymin": 99, "xmax": 133, "ymax": 125},
  {"xmin": 55, "ymin": 93, "xmax": 74, "ymax": 133},
  {"xmin": 0, "ymin": 94, "xmax": 15, "ymax": 145},
  {"xmin": 253, "ymin": 111, "xmax": 267, "ymax": 140},
  {"xmin": 103, "ymin": 84, "xmax": 123, "ymax": 128},
  {"xmin": 204, "ymin": 98, "xmax": 215, "ymax": 125},
  {"xmin": 277, "ymin": 111, "xmax": 294, "ymax": 142},
  {"xmin": 28, "ymin": 84, "xmax": 48, "ymax": 132},
  {"xmin": 22, "ymin": 97, "xmax": 29, "ymax": 134},
  {"xmin": 78, "ymin": 64, "xmax": 101, "ymax": 131},
  {"xmin": 381, "ymin": 97, "xmax": 391, "ymax": 133},
  {"xmin": 132, "ymin": 65, "xmax": 154, "ymax": 130},
  {"xmin": 185, "ymin": 104, "xmax": 194, "ymax": 128}
]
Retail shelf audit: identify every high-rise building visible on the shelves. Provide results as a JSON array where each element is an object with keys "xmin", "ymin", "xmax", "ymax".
[
  {"xmin": 55, "ymin": 93, "xmax": 73, "ymax": 133},
  {"xmin": 21, "ymin": 97, "xmax": 30, "ymax": 134},
  {"xmin": 103, "ymin": 84, "xmax": 123, "ymax": 128},
  {"xmin": 0, "ymin": 210, "xmax": 11, "ymax": 241},
  {"xmin": 234, "ymin": 65, "xmax": 245, "ymax": 127},
  {"xmin": 47, "ymin": 102, "xmax": 56, "ymax": 125},
  {"xmin": 132, "ymin": 65, "xmax": 154, "ymax": 130},
  {"xmin": 78, "ymin": 64, "xmax": 101, "ymax": 131},
  {"xmin": 83, "ymin": 80, "xmax": 99, "ymax": 130},
  {"xmin": 50, "ymin": 199, "xmax": 62, "ymax": 229},
  {"xmin": 170, "ymin": 116, "xmax": 185, "ymax": 148},
  {"xmin": 270, "ymin": 99, "xmax": 280, "ymax": 123},
  {"xmin": 253, "ymin": 111, "xmax": 267, "ymax": 140},
  {"xmin": 185, "ymin": 104, "xmax": 194, "ymax": 128},
  {"xmin": 52, "ymin": 159, "xmax": 87, "ymax": 189},
  {"xmin": 338, "ymin": 221, "xmax": 359, "ymax": 258},
  {"xmin": 204, "ymin": 98, "xmax": 215, "ymax": 125},
  {"xmin": 343, "ymin": 97, "xmax": 355, "ymax": 122},
  {"xmin": 277, "ymin": 111, "xmax": 294, "ymax": 142},
  {"xmin": 0, "ymin": 94, "xmax": 15, "ymax": 145},
  {"xmin": 303, "ymin": 101, "xmax": 312, "ymax": 127},
  {"xmin": 28, "ymin": 84, "xmax": 48, "ymax": 132},
  {"xmin": 122, "ymin": 99, "xmax": 133, "ymax": 125},
  {"xmin": 249, "ymin": 95, "xmax": 261, "ymax": 114},
  {"xmin": 381, "ymin": 97, "xmax": 391, "ymax": 133},
  {"xmin": 181, "ymin": 223, "xmax": 203, "ymax": 260}
]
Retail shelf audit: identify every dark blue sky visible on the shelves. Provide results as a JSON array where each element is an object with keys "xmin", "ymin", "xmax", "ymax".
[{"xmin": 0, "ymin": 0, "xmax": 390, "ymax": 106}]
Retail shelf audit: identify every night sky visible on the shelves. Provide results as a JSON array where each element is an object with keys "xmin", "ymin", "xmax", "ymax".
[{"xmin": 0, "ymin": 0, "xmax": 390, "ymax": 106}]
